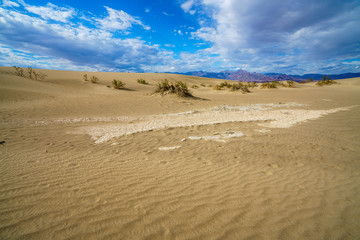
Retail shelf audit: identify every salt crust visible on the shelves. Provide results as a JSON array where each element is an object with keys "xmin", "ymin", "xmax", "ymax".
[
  {"xmin": 189, "ymin": 131, "xmax": 245, "ymax": 143},
  {"xmin": 69, "ymin": 103, "xmax": 354, "ymax": 144},
  {"xmin": 158, "ymin": 146, "xmax": 182, "ymax": 151}
]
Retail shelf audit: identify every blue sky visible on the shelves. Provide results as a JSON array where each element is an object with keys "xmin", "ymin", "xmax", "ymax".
[{"xmin": 0, "ymin": 0, "xmax": 359, "ymax": 74}]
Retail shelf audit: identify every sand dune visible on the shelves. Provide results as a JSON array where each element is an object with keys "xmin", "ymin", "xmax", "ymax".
[{"xmin": 1, "ymin": 67, "xmax": 360, "ymax": 239}]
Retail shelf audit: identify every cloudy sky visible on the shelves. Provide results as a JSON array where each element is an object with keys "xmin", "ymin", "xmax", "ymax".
[{"xmin": 0, "ymin": 0, "xmax": 359, "ymax": 74}]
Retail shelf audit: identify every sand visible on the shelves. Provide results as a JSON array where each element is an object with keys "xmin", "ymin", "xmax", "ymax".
[{"xmin": 1, "ymin": 67, "xmax": 360, "ymax": 239}]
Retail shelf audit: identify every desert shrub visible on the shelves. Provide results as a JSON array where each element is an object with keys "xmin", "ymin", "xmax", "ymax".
[
  {"xmin": 27, "ymin": 67, "xmax": 34, "ymax": 79},
  {"xmin": 200, "ymin": 83, "xmax": 206, "ymax": 87},
  {"xmin": 230, "ymin": 82, "xmax": 251, "ymax": 93},
  {"xmin": 13, "ymin": 66, "xmax": 25, "ymax": 77},
  {"xmin": 300, "ymin": 78, "xmax": 314, "ymax": 84},
  {"xmin": 316, "ymin": 76, "xmax": 336, "ymax": 86},
  {"xmin": 83, "ymin": 74, "xmax": 88, "ymax": 81},
  {"xmin": 90, "ymin": 76, "xmax": 99, "ymax": 83},
  {"xmin": 246, "ymin": 82, "xmax": 258, "ymax": 88},
  {"xmin": 261, "ymin": 81, "xmax": 280, "ymax": 89},
  {"xmin": 154, "ymin": 79, "xmax": 193, "ymax": 98},
  {"xmin": 112, "ymin": 79, "xmax": 126, "ymax": 89},
  {"xmin": 137, "ymin": 79, "xmax": 148, "ymax": 84},
  {"xmin": 214, "ymin": 81, "xmax": 232, "ymax": 90},
  {"xmin": 12, "ymin": 66, "xmax": 46, "ymax": 80},
  {"xmin": 191, "ymin": 84, "xmax": 199, "ymax": 89},
  {"xmin": 280, "ymin": 80, "xmax": 295, "ymax": 88},
  {"xmin": 287, "ymin": 80, "xmax": 295, "ymax": 87},
  {"xmin": 213, "ymin": 84, "xmax": 223, "ymax": 90}
]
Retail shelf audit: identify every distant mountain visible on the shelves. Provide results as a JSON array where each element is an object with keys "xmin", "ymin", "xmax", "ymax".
[
  {"xmin": 179, "ymin": 70, "xmax": 360, "ymax": 82},
  {"xmin": 288, "ymin": 72, "xmax": 360, "ymax": 80}
]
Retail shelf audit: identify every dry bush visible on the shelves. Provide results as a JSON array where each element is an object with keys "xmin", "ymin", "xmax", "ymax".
[
  {"xmin": 280, "ymin": 80, "xmax": 295, "ymax": 88},
  {"xmin": 316, "ymin": 76, "xmax": 337, "ymax": 86},
  {"xmin": 261, "ymin": 81, "xmax": 280, "ymax": 89},
  {"xmin": 230, "ymin": 82, "xmax": 251, "ymax": 93},
  {"xmin": 154, "ymin": 79, "xmax": 193, "ymax": 98},
  {"xmin": 245, "ymin": 82, "xmax": 258, "ymax": 88},
  {"xmin": 112, "ymin": 79, "xmax": 126, "ymax": 89},
  {"xmin": 12, "ymin": 66, "xmax": 46, "ymax": 80},
  {"xmin": 137, "ymin": 79, "xmax": 148, "ymax": 84},
  {"xmin": 90, "ymin": 76, "xmax": 99, "ymax": 83},
  {"xmin": 214, "ymin": 81, "xmax": 232, "ymax": 90},
  {"xmin": 13, "ymin": 66, "xmax": 24, "ymax": 77}
]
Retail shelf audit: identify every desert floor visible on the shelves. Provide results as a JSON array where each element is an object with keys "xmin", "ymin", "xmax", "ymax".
[{"xmin": 1, "ymin": 67, "xmax": 360, "ymax": 240}]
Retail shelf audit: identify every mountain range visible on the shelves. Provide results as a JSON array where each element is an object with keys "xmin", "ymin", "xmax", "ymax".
[{"xmin": 178, "ymin": 70, "xmax": 360, "ymax": 82}]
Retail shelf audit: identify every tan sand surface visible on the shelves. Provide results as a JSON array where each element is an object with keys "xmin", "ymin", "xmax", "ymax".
[{"xmin": 1, "ymin": 67, "xmax": 360, "ymax": 239}]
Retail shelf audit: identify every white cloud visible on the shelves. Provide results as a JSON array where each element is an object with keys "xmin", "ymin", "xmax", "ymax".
[
  {"xmin": 97, "ymin": 6, "xmax": 150, "ymax": 31},
  {"xmin": 188, "ymin": 0, "xmax": 360, "ymax": 74},
  {"xmin": 181, "ymin": 0, "xmax": 194, "ymax": 12},
  {"xmin": 0, "ymin": 5, "xmax": 164, "ymax": 71},
  {"xmin": 25, "ymin": 3, "xmax": 74, "ymax": 22},
  {"xmin": 2, "ymin": 0, "xmax": 19, "ymax": 7}
]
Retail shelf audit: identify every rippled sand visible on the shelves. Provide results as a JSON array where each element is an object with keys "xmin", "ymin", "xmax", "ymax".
[{"xmin": 1, "ymin": 67, "xmax": 360, "ymax": 239}]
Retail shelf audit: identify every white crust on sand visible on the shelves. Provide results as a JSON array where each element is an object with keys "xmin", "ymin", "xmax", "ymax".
[{"xmin": 71, "ymin": 103, "xmax": 355, "ymax": 143}]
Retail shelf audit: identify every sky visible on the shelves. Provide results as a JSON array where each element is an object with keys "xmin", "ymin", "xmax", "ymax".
[{"xmin": 0, "ymin": 0, "xmax": 359, "ymax": 74}]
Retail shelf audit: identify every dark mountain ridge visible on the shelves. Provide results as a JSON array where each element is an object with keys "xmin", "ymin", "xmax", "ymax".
[{"xmin": 177, "ymin": 70, "xmax": 360, "ymax": 82}]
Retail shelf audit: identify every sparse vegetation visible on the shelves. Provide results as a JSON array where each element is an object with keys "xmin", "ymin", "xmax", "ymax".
[
  {"xmin": 280, "ymin": 80, "xmax": 295, "ymax": 88},
  {"xmin": 200, "ymin": 83, "xmax": 206, "ymax": 87},
  {"xmin": 112, "ymin": 79, "xmax": 126, "ymax": 89},
  {"xmin": 12, "ymin": 66, "xmax": 46, "ymax": 80},
  {"xmin": 83, "ymin": 74, "xmax": 99, "ymax": 83},
  {"xmin": 191, "ymin": 84, "xmax": 199, "ymax": 89},
  {"xmin": 90, "ymin": 76, "xmax": 99, "ymax": 83},
  {"xmin": 261, "ymin": 81, "xmax": 280, "ymax": 89},
  {"xmin": 300, "ymin": 78, "xmax": 313, "ymax": 84},
  {"xmin": 316, "ymin": 76, "xmax": 337, "ymax": 86},
  {"xmin": 214, "ymin": 81, "xmax": 251, "ymax": 93},
  {"xmin": 245, "ymin": 82, "xmax": 258, "ymax": 88},
  {"xmin": 213, "ymin": 81, "xmax": 231, "ymax": 90},
  {"xmin": 154, "ymin": 79, "xmax": 193, "ymax": 98},
  {"xmin": 229, "ymin": 82, "xmax": 250, "ymax": 93},
  {"xmin": 137, "ymin": 79, "xmax": 148, "ymax": 84},
  {"xmin": 13, "ymin": 66, "xmax": 24, "ymax": 77}
]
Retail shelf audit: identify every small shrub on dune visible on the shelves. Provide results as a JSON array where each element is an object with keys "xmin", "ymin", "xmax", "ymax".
[
  {"xmin": 261, "ymin": 81, "xmax": 280, "ymax": 89},
  {"xmin": 90, "ymin": 76, "xmax": 99, "ymax": 83},
  {"xmin": 12, "ymin": 66, "xmax": 46, "ymax": 80},
  {"xmin": 214, "ymin": 81, "xmax": 232, "ymax": 90},
  {"xmin": 300, "ymin": 78, "xmax": 313, "ymax": 84},
  {"xmin": 280, "ymin": 80, "xmax": 295, "ymax": 88},
  {"xmin": 213, "ymin": 84, "xmax": 223, "ymax": 90},
  {"xmin": 137, "ymin": 79, "xmax": 148, "ymax": 84},
  {"xmin": 13, "ymin": 66, "xmax": 25, "ymax": 77},
  {"xmin": 154, "ymin": 79, "xmax": 193, "ymax": 98},
  {"xmin": 200, "ymin": 83, "xmax": 206, "ymax": 87},
  {"xmin": 83, "ymin": 74, "xmax": 88, "ymax": 81},
  {"xmin": 246, "ymin": 82, "xmax": 258, "ymax": 88},
  {"xmin": 112, "ymin": 79, "xmax": 126, "ymax": 89},
  {"xmin": 316, "ymin": 76, "xmax": 337, "ymax": 86},
  {"xmin": 230, "ymin": 82, "xmax": 251, "ymax": 93},
  {"xmin": 191, "ymin": 84, "xmax": 199, "ymax": 89}
]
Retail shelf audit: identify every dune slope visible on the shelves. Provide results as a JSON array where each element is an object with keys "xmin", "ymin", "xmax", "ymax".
[{"xmin": 1, "ymin": 67, "xmax": 360, "ymax": 239}]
